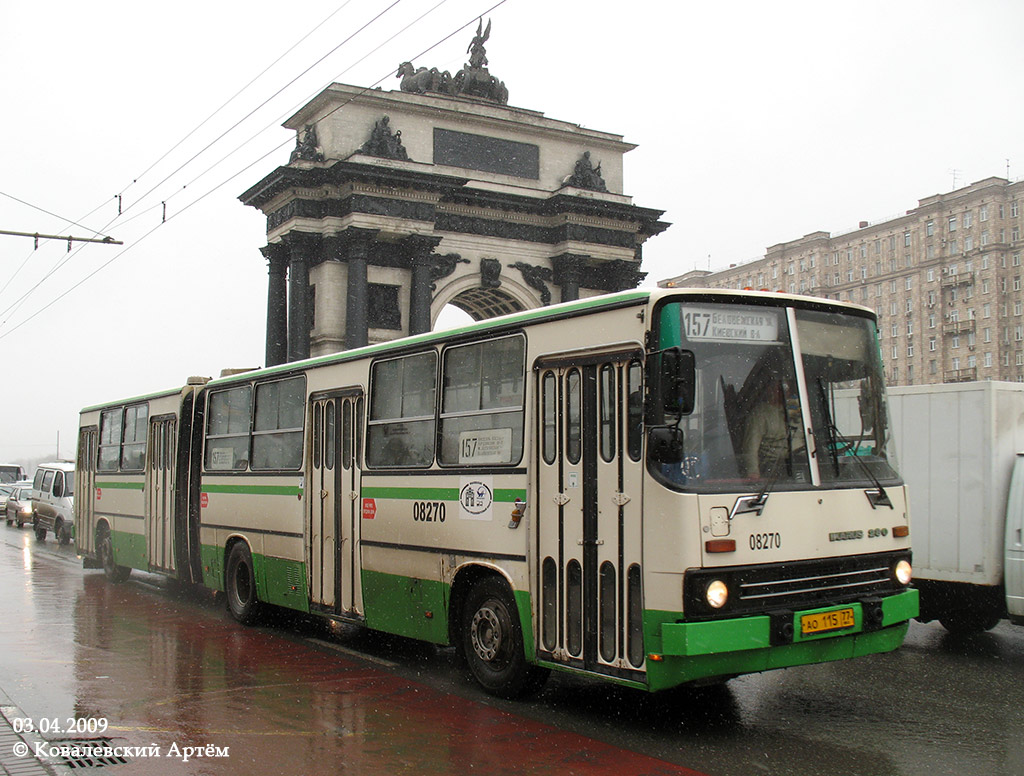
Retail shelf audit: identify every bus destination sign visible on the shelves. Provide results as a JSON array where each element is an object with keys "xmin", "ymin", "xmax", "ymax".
[{"xmin": 681, "ymin": 306, "xmax": 780, "ymax": 344}]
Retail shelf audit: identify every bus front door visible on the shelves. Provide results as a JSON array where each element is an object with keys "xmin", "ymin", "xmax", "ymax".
[
  {"xmin": 145, "ymin": 416, "xmax": 177, "ymax": 573},
  {"xmin": 309, "ymin": 391, "xmax": 364, "ymax": 616},
  {"xmin": 535, "ymin": 354, "xmax": 646, "ymax": 680}
]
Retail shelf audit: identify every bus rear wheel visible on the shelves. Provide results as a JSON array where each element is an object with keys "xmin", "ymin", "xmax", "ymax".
[
  {"xmin": 461, "ymin": 577, "xmax": 548, "ymax": 699},
  {"xmin": 226, "ymin": 543, "xmax": 261, "ymax": 625},
  {"xmin": 98, "ymin": 528, "xmax": 131, "ymax": 583}
]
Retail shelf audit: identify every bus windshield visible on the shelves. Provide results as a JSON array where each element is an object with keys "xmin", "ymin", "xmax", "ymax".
[{"xmin": 656, "ymin": 301, "xmax": 899, "ymax": 492}]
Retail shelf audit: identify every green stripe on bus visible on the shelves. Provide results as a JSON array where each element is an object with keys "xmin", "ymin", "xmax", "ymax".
[
  {"xmin": 95, "ymin": 481, "xmax": 145, "ymax": 490},
  {"xmin": 202, "ymin": 483, "xmax": 302, "ymax": 497},
  {"xmin": 362, "ymin": 486, "xmax": 526, "ymax": 502}
]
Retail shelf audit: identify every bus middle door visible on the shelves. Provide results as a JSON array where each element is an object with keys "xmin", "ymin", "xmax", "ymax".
[{"xmin": 309, "ymin": 389, "xmax": 363, "ymax": 616}]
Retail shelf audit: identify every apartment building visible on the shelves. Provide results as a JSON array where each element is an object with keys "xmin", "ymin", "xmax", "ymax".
[{"xmin": 660, "ymin": 177, "xmax": 1024, "ymax": 386}]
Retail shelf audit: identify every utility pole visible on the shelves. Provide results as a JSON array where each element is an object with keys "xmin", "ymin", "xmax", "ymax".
[{"xmin": 0, "ymin": 229, "xmax": 122, "ymax": 250}]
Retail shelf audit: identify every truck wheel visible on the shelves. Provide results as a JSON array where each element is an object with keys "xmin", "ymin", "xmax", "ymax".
[
  {"xmin": 98, "ymin": 529, "xmax": 131, "ymax": 583},
  {"xmin": 461, "ymin": 577, "xmax": 548, "ymax": 699},
  {"xmin": 35, "ymin": 525, "xmax": 46, "ymax": 542},
  {"xmin": 226, "ymin": 543, "xmax": 261, "ymax": 625},
  {"xmin": 939, "ymin": 611, "xmax": 1001, "ymax": 635},
  {"xmin": 55, "ymin": 520, "xmax": 71, "ymax": 546}
]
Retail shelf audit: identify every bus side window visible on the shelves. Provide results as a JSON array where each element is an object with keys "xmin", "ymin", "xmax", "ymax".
[
  {"xmin": 252, "ymin": 377, "xmax": 305, "ymax": 470},
  {"xmin": 206, "ymin": 386, "xmax": 253, "ymax": 471},
  {"xmin": 367, "ymin": 352, "xmax": 437, "ymax": 468},
  {"xmin": 439, "ymin": 335, "xmax": 525, "ymax": 466},
  {"xmin": 98, "ymin": 409, "xmax": 122, "ymax": 472}
]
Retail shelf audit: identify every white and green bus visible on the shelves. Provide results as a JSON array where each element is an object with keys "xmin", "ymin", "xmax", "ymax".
[{"xmin": 75, "ymin": 288, "xmax": 917, "ymax": 697}]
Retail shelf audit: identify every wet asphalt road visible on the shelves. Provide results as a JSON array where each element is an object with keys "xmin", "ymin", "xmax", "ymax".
[{"xmin": 2, "ymin": 524, "xmax": 1023, "ymax": 776}]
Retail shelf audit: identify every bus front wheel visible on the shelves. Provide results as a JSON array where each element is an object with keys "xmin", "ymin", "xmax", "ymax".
[
  {"xmin": 226, "ymin": 543, "xmax": 261, "ymax": 625},
  {"xmin": 461, "ymin": 577, "xmax": 548, "ymax": 699}
]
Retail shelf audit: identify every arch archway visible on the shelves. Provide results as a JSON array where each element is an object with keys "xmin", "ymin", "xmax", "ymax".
[{"xmin": 431, "ymin": 273, "xmax": 539, "ymax": 329}]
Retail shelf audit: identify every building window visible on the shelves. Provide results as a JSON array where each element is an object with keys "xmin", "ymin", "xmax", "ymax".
[
  {"xmin": 952, "ymin": 336, "xmax": 960, "ymax": 349},
  {"xmin": 984, "ymin": 327, "xmax": 992, "ymax": 343},
  {"xmin": 929, "ymin": 337, "xmax": 937, "ymax": 351},
  {"xmin": 985, "ymin": 352, "xmax": 993, "ymax": 368},
  {"xmin": 948, "ymin": 216, "xmax": 958, "ymax": 232},
  {"xmin": 964, "ymin": 211, "xmax": 973, "ymax": 228},
  {"xmin": 927, "ymin": 269, "xmax": 935, "ymax": 282},
  {"xmin": 905, "ymin": 277, "xmax": 913, "ymax": 290},
  {"xmin": 368, "ymin": 284, "xmax": 402, "ymax": 330},
  {"xmin": 926, "ymin": 220, "xmax": 935, "ymax": 237},
  {"xmin": 908, "ymin": 343, "xmax": 914, "ymax": 357},
  {"xmin": 981, "ymin": 205, "xmax": 989, "ymax": 222}
]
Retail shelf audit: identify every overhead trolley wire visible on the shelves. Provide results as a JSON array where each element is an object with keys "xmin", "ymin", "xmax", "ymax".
[
  {"xmin": 0, "ymin": 0, "xmax": 393, "ymax": 322},
  {"xmin": 118, "ymin": 0, "xmax": 359, "ymax": 200},
  {"xmin": 116, "ymin": 0, "xmax": 407, "ymax": 224},
  {"xmin": 0, "ymin": 0, "xmax": 510, "ymax": 342}
]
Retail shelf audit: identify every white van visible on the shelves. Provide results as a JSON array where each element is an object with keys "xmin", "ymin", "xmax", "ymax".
[{"xmin": 31, "ymin": 462, "xmax": 75, "ymax": 544}]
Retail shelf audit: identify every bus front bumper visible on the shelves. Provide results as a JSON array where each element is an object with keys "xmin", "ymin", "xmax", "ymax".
[{"xmin": 659, "ymin": 589, "xmax": 918, "ymax": 657}]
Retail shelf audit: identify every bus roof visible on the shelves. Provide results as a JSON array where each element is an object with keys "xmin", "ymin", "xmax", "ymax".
[{"xmin": 79, "ymin": 287, "xmax": 877, "ymax": 407}]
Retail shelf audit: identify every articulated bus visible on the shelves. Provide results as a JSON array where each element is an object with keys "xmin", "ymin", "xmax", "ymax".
[{"xmin": 75, "ymin": 288, "xmax": 917, "ymax": 697}]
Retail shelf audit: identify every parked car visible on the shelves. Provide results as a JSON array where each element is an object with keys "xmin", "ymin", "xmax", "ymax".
[
  {"xmin": 6, "ymin": 486, "xmax": 34, "ymax": 528},
  {"xmin": 31, "ymin": 462, "xmax": 75, "ymax": 544},
  {"xmin": 0, "ymin": 484, "xmax": 13, "ymax": 514}
]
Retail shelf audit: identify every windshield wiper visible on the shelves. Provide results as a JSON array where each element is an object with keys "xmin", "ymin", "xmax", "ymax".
[{"xmin": 816, "ymin": 378, "xmax": 891, "ymax": 509}]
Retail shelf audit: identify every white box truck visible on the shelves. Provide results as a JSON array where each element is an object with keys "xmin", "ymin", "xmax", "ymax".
[{"xmin": 886, "ymin": 381, "xmax": 1024, "ymax": 633}]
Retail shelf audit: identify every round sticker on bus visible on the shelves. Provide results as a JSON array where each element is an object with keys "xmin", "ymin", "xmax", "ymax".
[{"xmin": 460, "ymin": 480, "xmax": 492, "ymax": 519}]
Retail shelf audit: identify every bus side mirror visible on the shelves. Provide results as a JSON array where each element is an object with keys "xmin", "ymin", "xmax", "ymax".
[{"xmin": 646, "ymin": 348, "xmax": 696, "ymax": 424}]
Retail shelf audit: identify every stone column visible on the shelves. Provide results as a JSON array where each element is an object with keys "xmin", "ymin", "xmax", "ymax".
[
  {"xmin": 283, "ymin": 232, "xmax": 320, "ymax": 362},
  {"xmin": 344, "ymin": 228, "xmax": 379, "ymax": 350},
  {"xmin": 404, "ymin": 234, "xmax": 443, "ymax": 335},
  {"xmin": 261, "ymin": 243, "xmax": 288, "ymax": 367},
  {"xmin": 553, "ymin": 253, "xmax": 588, "ymax": 302}
]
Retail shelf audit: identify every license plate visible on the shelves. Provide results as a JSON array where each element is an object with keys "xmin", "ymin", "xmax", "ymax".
[{"xmin": 800, "ymin": 607, "xmax": 856, "ymax": 636}]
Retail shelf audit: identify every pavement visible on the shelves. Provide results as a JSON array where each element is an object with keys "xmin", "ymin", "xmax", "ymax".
[{"xmin": 0, "ymin": 528, "xmax": 708, "ymax": 776}]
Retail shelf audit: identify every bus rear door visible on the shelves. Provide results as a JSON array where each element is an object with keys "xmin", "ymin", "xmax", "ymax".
[{"xmin": 146, "ymin": 416, "xmax": 177, "ymax": 572}]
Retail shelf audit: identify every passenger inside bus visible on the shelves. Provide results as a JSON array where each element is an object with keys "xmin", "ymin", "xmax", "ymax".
[{"xmin": 739, "ymin": 379, "xmax": 803, "ymax": 479}]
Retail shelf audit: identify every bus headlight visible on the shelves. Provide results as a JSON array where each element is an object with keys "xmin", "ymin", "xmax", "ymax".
[
  {"xmin": 894, "ymin": 560, "xmax": 912, "ymax": 586},
  {"xmin": 706, "ymin": 579, "xmax": 729, "ymax": 609}
]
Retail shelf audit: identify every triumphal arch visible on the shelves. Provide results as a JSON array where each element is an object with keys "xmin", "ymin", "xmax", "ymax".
[{"xmin": 241, "ymin": 21, "xmax": 668, "ymax": 365}]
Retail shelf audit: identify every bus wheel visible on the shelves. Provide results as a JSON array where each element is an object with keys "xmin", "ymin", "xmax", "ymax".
[
  {"xmin": 98, "ymin": 528, "xmax": 131, "ymax": 583},
  {"xmin": 226, "ymin": 543, "xmax": 261, "ymax": 625},
  {"xmin": 462, "ymin": 577, "xmax": 548, "ymax": 699}
]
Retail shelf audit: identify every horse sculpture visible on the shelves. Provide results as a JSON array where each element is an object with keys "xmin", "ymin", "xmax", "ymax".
[{"xmin": 397, "ymin": 62, "xmax": 451, "ymax": 95}]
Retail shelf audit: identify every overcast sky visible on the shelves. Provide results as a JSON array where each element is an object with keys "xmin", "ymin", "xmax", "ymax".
[{"xmin": 2, "ymin": 0, "xmax": 1023, "ymax": 465}]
